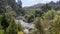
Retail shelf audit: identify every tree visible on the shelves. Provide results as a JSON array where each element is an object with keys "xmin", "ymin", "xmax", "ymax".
[
  {"xmin": 24, "ymin": 15, "xmax": 34, "ymax": 23},
  {"xmin": 41, "ymin": 4, "xmax": 51, "ymax": 12},
  {"xmin": 7, "ymin": 0, "xmax": 25, "ymax": 16},
  {"xmin": 53, "ymin": 1, "xmax": 60, "ymax": 11},
  {"xmin": 5, "ymin": 6, "xmax": 17, "ymax": 17},
  {"xmin": 34, "ymin": 17, "xmax": 45, "ymax": 34},
  {"xmin": 0, "ymin": 15, "xmax": 3, "ymax": 30},
  {"xmin": 0, "ymin": 30, "xmax": 4, "ymax": 34},
  {"xmin": 1, "ymin": 14, "xmax": 9, "ymax": 31},
  {"xmin": 49, "ymin": 16, "xmax": 60, "ymax": 34},
  {"xmin": 6, "ymin": 18, "xmax": 18, "ymax": 34},
  {"xmin": 17, "ymin": 0, "xmax": 22, "ymax": 8},
  {"xmin": 18, "ymin": 21, "xmax": 23, "ymax": 31},
  {"xmin": 43, "ymin": 10, "xmax": 56, "ymax": 20},
  {"xmin": 0, "ymin": 0, "xmax": 7, "ymax": 14},
  {"xmin": 35, "ymin": 10, "xmax": 43, "ymax": 17}
]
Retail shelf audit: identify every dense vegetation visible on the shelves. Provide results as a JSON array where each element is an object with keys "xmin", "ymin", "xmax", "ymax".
[
  {"xmin": 0, "ymin": 0, "xmax": 60, "ymax": 34},
  {"xmin": 23, "ymin": 1, "xmax": 60, "ymax": 34},
  {"xmin": 0, "ymin": 0, "xmax": 23, "ymax": 34}
]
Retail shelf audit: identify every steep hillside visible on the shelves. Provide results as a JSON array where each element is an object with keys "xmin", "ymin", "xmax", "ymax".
[
  {"xmin": 0, "ymin": 0, "xmax": 25, "ymax": 17},
  {"xmin": 23, "ymin": 1, "xmax": 60, "ymax": 12},
  {"xmin": 24, "ymin": 3, "xmax": 45, "ymax": 9},
  {"xmin": 7, "ymin": 0, "xmax": 25, "ymax": 16}
]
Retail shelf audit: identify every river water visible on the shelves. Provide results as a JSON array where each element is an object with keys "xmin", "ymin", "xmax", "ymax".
[
  {"xmin": 16, "ymin": 19, "xmax": 35, "ymax": 34},
  {"xmin": 16, "ymin": 19, "xmax": 35, "ymax": 28}
]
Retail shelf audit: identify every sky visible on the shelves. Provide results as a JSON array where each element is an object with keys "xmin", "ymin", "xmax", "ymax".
[{"xmin": 16, "ymin": 0, "xmax": 59, "ymax": 7}]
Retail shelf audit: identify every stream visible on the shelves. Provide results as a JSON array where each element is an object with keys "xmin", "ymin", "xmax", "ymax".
[
  {"xmin": 16, "ymin": 19, "xmax": 35, "ymax": 28},
  {"xmin": 16, "ymin": 19, "xmax": 35, "ymax": 34}
]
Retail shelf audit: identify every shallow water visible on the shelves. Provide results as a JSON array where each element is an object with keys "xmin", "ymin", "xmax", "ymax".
[{"xmin": 16, "ymin": 19, "xmax": 35, "ymax": 28}]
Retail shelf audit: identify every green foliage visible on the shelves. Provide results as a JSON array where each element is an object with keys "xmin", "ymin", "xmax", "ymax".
[
  {"xmin": 5, "ymin": 6, "xmax": 17, "ymax": 17},
  {"xmin": 0, "ymin": 0, "xmax": 7, "ymax": 14},
  {"xmin": 7, "ymin": 0, "xmax": 25, "ymax": 16},
  {"xmin": 18, "ymin": 21, "xmax": 23, "ymax": 31},
  {"xmin": 18, "ymin": 31, "xmax": 24, "ymax": 34},
  {"xmin": 34, "ymin": 10, "xmax": 43, "ymax": 17},
  {"xmin": 0, "ymin": 0, "xmax": 17, "ymax": 16},
  {"xmin": 24, "ymin": 14, "xmax": 34, "ymax": 23},
  {"xmin": 34, "ymin": 17, "xmax": 45, "ymax": 34},
  {"xmin": 0, "ymin": 30, "xmax": 4, "ymax": 34},
  {"xmin": 43, "ymin": 10, "xmax": 56, "ymax": 20},
  {"xmin": 0, "ymin": 14, "xmax": 23, "ymax": 34},
  {"xmin": 41, "ymin": 4, "xmax": 51, "ymax": 12},
  {"xmin": 1, "ymin": 14, "xmax": 9, "ymax": 31},
  {"xmin": 56, "ymin": 11, "xmax": 60, "ymax": 15},
  {"xmin": 49, "ymin": 16, "xmax": 60, "ymax": 34},
  {"xmin": 0, "ymin": 0, "xmax": 24, "ymax": 34},
  {"xmin": 0, "ymin": 15, "xmax": 3, "ymax": 29},
  {"xmin": 6, "ymin": 18, "xmax": 18, "ymax": 34},
  {"xmin": 0, "ymin": 0, "xmax": 60, "ymax": 34},
  {"xmin": 0, "ymin": 0, "xmax": 23, "ymax": 16}
]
